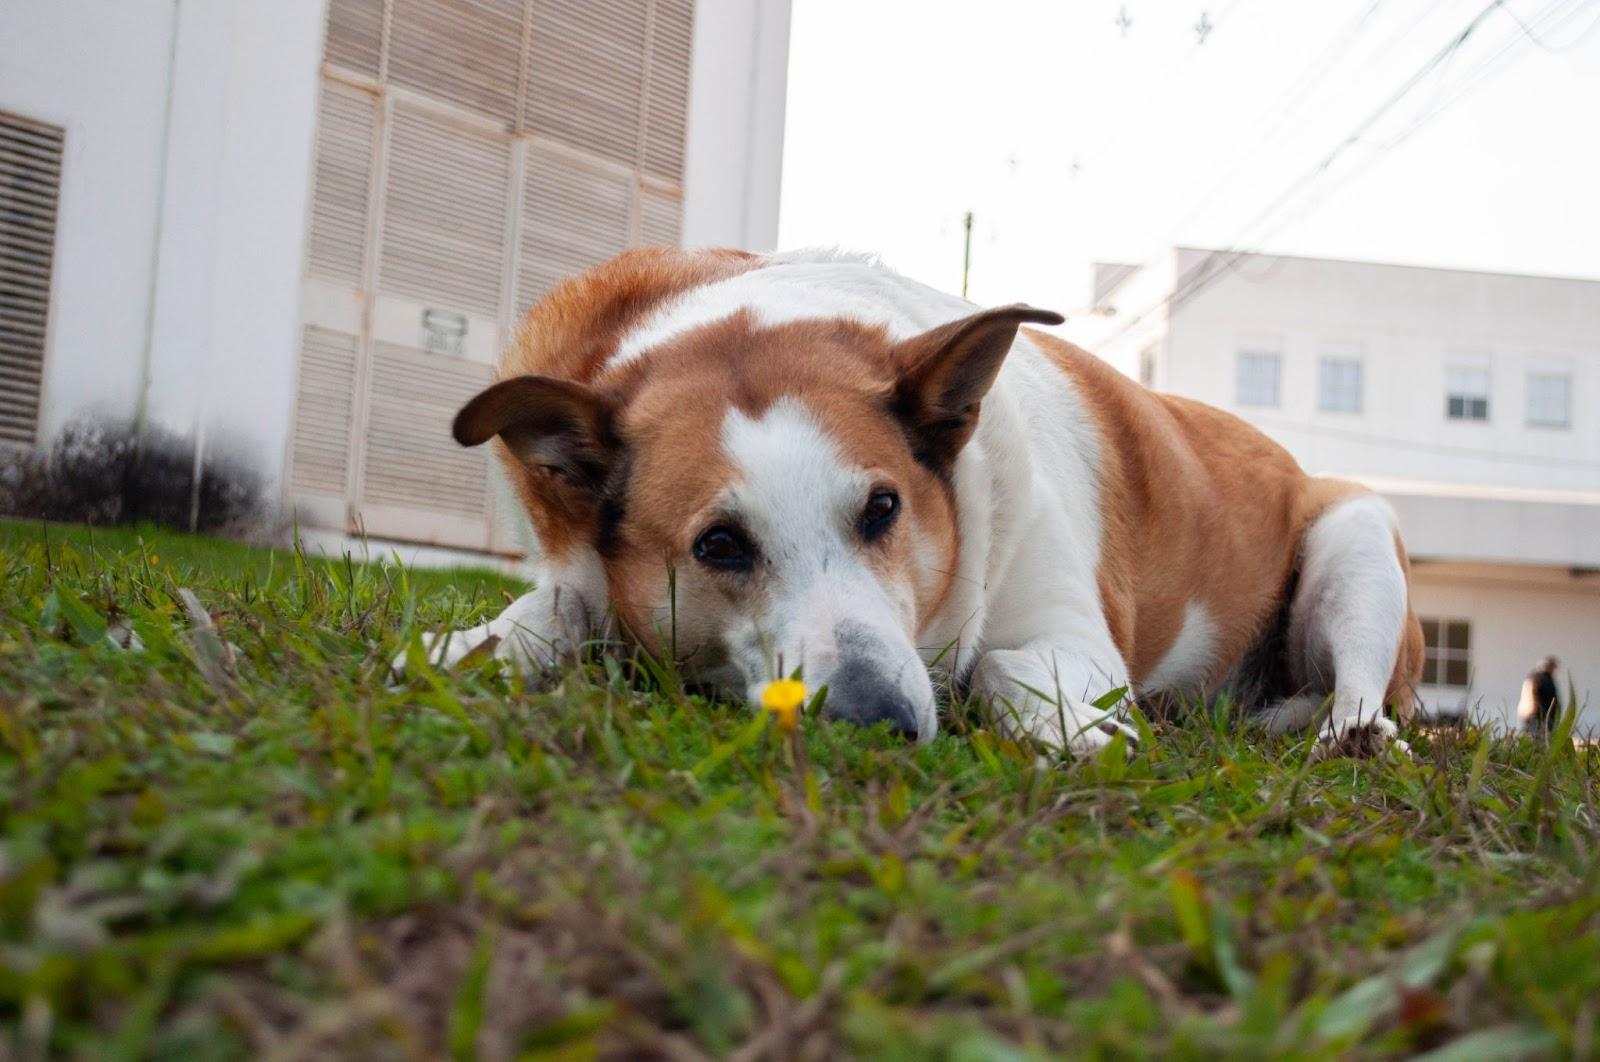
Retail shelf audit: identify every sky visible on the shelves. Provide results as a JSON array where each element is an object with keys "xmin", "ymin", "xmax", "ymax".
[{"xmin": 776, "ymin": 0, "xmax": 1600, "ymax": 317}]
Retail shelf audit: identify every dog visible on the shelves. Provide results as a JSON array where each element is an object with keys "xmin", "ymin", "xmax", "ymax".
[{"xmin": 397, "ymin": 247, "xmax": 1423, "ymax": 755}]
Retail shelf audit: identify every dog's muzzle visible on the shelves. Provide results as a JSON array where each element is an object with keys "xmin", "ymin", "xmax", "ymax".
[
  {"xmin": 821, "ymin": 657, "xmax": 921, "ymax": 738},
  {"xmin": 815, "ymin": 622, "xmax": 924, "ymax": 740}
]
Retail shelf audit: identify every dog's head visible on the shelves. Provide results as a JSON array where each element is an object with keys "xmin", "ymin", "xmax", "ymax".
[{"xmin": 454, "ymin": 302, "xmax": 1061, "ymax": 741}]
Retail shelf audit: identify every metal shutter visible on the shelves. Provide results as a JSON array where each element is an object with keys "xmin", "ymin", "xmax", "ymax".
[
  {"xmin": 517, "ymin": 141, "xmax": 632, "ymax": 310},
  {"xmin": 525, "ymin": 0, "xmax": 648, "ymax": 167},
  {"xmin": 642, "ymin": 0, "xmax": 693, "ymax": 182},
  {"xmin": 296, "ymin": 0, "xmax": 698, "ymax": 551},
  {"xmin": 290, "ymin": 327, "xmax": 359, "ymax": 495},
  {"xmin": 360, "ymin": 342, "xmax": 492, "ymax": 520},
  {"xmin": 389, "ymin": 0, "xmax": 525, "ymax": 127},
  {"xmin": 638, "ymin": 185, "xmax": 683, "ymax": 248},
  {"xmin": 0, "ymin": 111, "xmax": 63, "ymax": 447},
  {"xmin": 378, "ymin": 103, "xmax": 512, "ymax": 318},
  {"xmin": 306, "ymin": 83, "xmax": 376, "ymax": 285},
  {"xmin": 324, "ymin": 0, "xmax": 386, "ymax": 79}
]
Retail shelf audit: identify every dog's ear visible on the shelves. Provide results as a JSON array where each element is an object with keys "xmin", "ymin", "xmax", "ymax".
[
  {"xmin": 892, "ymin": 304, "xmax": 1064, "ymax": 473},
  {"xmin": 453, "ymin": 375, "xmax": 621, "ymax": 495}
]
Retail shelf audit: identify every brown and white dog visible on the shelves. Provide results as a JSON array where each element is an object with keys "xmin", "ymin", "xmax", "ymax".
[{"xmin": 399, "ymin": 247, "xmax": 1423, "ymax": 755}]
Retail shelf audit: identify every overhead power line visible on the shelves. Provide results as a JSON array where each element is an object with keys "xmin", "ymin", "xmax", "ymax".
[{"xmin": 1099, "ymin": 0, "xmax": 1580, "ymax": 346}]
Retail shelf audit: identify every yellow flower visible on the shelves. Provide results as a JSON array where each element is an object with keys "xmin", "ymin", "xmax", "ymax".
[
  {"xmin": 148, "ymin": 554, "xmax": 159, "ymax": 565},
  {"xmin": 762, "ymin": 678, "xmax": 807, "ymax": 731}
]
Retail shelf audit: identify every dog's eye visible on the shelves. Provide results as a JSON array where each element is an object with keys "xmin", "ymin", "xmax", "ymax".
[
  {"xmin": 860, "ymin": 489, "xmax": 900, "ymax": 541},
  {"xmin": 693, "ymin": 524, "xmax": 757, "ymax": 572}
]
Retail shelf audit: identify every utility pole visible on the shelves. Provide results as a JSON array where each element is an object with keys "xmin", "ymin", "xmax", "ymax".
[{"xmin": 961, "ymin": 210, "xmax": 974, "ymax": 300}]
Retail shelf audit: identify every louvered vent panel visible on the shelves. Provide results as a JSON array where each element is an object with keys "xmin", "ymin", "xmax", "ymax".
[
  {"xmin": 517, "ymin": 142, "xmax": 631, "ymax": 311},
  {"xmin": 324, "ymin": 0, "xmax": 385, "ymax": 77},
  {"xmin": 643, "ymin": 0, "xmax": 694, "ymax": 182},
  {"xmin": 526, "ymin": 0, "xmax": 647, "ymax": 167},
  {"xmin": 291, "ymin": 327, "xmax": 359, "ymax": 495},
  {"xmin": 0, "ymin": 111, "xmax": 63, "ymax": 447},
  {"xmin": 390, "ymin": 0, "xmax": 524, "ymax": 126},
  {"xmin": 361, "ymin": 342, "xmax": 492, "ymax": 517},
  {"xmin": 637, "ymin": 186, "xmax": 683, "ymax": 248},
  {"xmin": 379, "ymin": 104, "xmax": 511, "ymax": 317},
  {"xmin": 307, "ymin": 83, "xmax": 375, "ymax": 285}
]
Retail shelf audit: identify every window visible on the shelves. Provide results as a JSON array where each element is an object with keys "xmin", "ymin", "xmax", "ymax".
[
  {"xmin": 1421, "ymin": 618, "xmax": 1471, "ymax": 688},
  {"xmin": 1236, "ymin": 352, "xmax": 1281, "ymax": 408},
  {"xmin": 1318, "ymin": 357, "xmax": 1362, "ymax": 413},
  {"xmin": 1527, "ymin": 372, "xmax": 1570, "ymax": 429},
  {"xmin": 0, "ymin": 110, "xmax": 64, "ymax": 447},
  {"xmin": 1446, "ymin": 366, "xmax": 1490, "ymax": 421}
]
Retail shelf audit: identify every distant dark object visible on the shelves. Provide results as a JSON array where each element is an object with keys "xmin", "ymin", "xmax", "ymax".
[
  {"xmin": 1518, "ymin": 656, "xmax": 1561, "ymax": 737},
  {"xmin": 0, "ymin": 419, "xmax": 265, "ymax": 535}
]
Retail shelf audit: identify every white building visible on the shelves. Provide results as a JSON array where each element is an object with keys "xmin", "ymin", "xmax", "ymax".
[
  {"xmin": 1088, "ymin": 248, "xmax": 1600, "ymax": 732},
  {"xmin": 0, "ymin": 0, "xmax": 791, "ymax": 557}
]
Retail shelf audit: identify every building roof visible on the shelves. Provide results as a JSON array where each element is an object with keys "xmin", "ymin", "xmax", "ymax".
[{"xmin": 1173, "ymin": 246, "xmax": 1600, "ymax": 288}]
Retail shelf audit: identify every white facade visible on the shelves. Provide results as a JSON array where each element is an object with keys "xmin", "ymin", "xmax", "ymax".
[
  {"xmin": 1088, "ymin": 249, "xmax": 1600, "ymax": 733},
  {"xmin": 1, "ymin": 0, "xmax": 791, "ymax": 542}
]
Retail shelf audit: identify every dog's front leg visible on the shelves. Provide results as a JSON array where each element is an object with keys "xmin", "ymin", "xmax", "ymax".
[
  {"xmin": 393, "ymin": 554, "xmax": 605, "ymax": 678},
  {"xmin": 969, "ymin": 640, "xmax": 1138, "ymax": 756}
]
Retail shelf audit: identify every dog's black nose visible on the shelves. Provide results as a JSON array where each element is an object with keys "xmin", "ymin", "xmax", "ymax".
[{"xmin": 820, "ymin": 660, "xmax": 920, "ymax": 740}]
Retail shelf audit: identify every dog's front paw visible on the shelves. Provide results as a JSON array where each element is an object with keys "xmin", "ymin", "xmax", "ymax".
[
  {"xmin": 1314, "ymin": 712, "xmax": 1404, "ymax": 760},
  {"xmin": 970, "ymin": 649, "xmax": 1137, "ymax": 758},
  {"xmin": 389, "ymin": 627, "xmax": 500, "ymax": 681},
  {"xmin": 1023, "ymin": 702, "xmax": 1140, "ymax": 756},
  {"xmin": 390, "ymin": 586, "xmax": 592, "ymax": 683}
]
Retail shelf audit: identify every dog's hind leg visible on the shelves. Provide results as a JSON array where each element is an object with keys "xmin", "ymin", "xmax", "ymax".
[{"xmin": 1284, "ymin": 491, "xmax": 1419, "ymax": 755}]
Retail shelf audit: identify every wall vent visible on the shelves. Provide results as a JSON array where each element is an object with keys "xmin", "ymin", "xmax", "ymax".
[{"xmin": 0, "ymin": 111, "xmax": 65, "ymax": 447}]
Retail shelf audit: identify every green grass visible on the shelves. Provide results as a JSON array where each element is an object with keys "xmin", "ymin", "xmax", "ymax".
[{"xmin": 2, "ymin": 519, "xmax": 1597, "ymax": 1060}]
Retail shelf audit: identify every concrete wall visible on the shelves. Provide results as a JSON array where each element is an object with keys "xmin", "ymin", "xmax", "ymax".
[
  {"xmin": 1159, "ymin": 249, "xmax": 1600, "ymax": 492},
  {"xmin": 1411, "ymin": 563, "xmax": 1600, "ymax": 735},
  {"xmin": 0, "ymin": 1, "xmax": 177, "ymax": 443},
  {"xmin": 142, "ymin": 0, "xmax": 328, "ymax": 504},
  {"xmin": 6, "ymin": 0, "xmax": 785, "ymax": 511},
  {"xmin": 681, "ymin": 0, "xmax": 792, "ymax": 252},
  {"xmin": 0, "ymin": 0, "xmax": 327, "ymax": 507},
  {"xmin": 1380, "ymin": 479, "xmax": 1600, "ymax": 571}
]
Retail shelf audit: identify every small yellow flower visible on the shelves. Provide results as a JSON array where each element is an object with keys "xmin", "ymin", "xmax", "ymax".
[
  {"xmin": 148, "ymin": 554, "xmax": 159, "ymax": 565},
  {"xmin": 762, "ymin": 678, "xmax": 807, "ymax": 732}
]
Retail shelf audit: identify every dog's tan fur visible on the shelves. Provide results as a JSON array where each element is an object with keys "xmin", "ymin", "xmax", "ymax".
[
  {"xmin": 1034, "ymin": 331, "xmax": 1422, "ymax": 714},
  {"xmin": 440, "ymin": 247, "xmax": 1423, "ymax": 742}
]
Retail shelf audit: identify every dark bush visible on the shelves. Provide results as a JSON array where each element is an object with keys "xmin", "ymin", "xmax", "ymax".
[{"xmin": 1, "ymin": 418, "xmax": 266, "ymax": 534}]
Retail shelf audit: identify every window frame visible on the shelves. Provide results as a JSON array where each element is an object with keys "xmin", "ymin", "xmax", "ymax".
[
  {"xmin": 1420, "ymin": 617, "xmax": 1472, "ymax": 689},
  {"xmin": 1445, "ymin": 364, "xmax": 1491, "ymax": 423},
  {"xmin": 1235, "ymin": 350, "xmax": 1282, "ymax": 408},
  {"xmin": 1317, "ymin": 355, "xmax": 1363, "ymax": 414},
  {"xmin": 1526, "ymin": 370, "xmax": 1571, "ymax": 430}
]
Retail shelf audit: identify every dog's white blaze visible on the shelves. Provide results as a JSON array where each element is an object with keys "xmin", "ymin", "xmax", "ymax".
[
  {"xmin": 1140, "ymin": 601, "xmax": 1218, "ymax": 694},
  {"xmin": 718, "ymin": 398, "xmax": 934, "ymax": 738},
  {"xmin": 720, "ymin": 398, "xmax": 870, "ymax": 564}
]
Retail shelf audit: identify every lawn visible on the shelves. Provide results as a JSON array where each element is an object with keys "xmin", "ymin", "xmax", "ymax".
[{"xmin": 1, "ymin": 519, "xmax": 1596, "ymax": 1059}]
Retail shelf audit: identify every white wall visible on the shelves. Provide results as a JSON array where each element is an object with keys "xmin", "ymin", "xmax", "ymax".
[
  {"xmin": 0, "ymin": 0, "xmax": 176, "ymax": 442},
  {"xmin": 681, "ymin": 0, "xmax": 792, "ymax": 252},
  {"xmin": 1159, "ymin": 249, "xmax": 1600, "ymax": 492},
  {"xmin": 141, "ymin": 0, "xmax": 327, "ymax": 503},
  {"xmin": 1412, "ymin": 564, "xmax": 1600, "ymax": 735},
  {"xmin": 1, "ymin": 0, "xmax": 326, "ymax": 507},
  {"xmin": 8, "ymin": 0, "xmax": 783, "ymax": 523}
]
